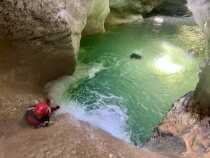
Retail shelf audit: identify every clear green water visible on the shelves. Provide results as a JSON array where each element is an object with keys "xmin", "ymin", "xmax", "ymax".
[{"xmin": 64, "ymin": 23, "xmax": 204, "ymax": 145}]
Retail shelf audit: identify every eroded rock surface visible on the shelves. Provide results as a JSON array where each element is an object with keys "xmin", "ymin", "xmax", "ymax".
[
  {"xmin": 106, "ymin": 0, "xmax": 161, "ymax": 25},
  {"xmin": 1, "ymin": 114, "xmax": 179, "ymax": 158},
  {"xmin": 0, "ymin": 0, "xmax": 110, "ymax": 53},
  {"xmin": 146, "ymin": 93, "xmax": 210, "ymax": 158},
  {"xmin": 83, "ymin": 0, "xmax": 110, "ymax": 35},
  {"xmin": 187, "ymin": 0, "xmax": 210, "ymax": 38},
  {"xmin": 0, "ymin": 0, "xmax": 91, "ymax": 54}
]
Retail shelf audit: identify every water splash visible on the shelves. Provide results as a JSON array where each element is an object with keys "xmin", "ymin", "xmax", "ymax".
[
  {"xmin": 47, "ymin": 63, "xmax": 106, "ymax": 104},
  {"xmin": 58, "ymin": 101, "xmax": 130, "ymax": 142},
  {"xmin": 88, "ymin": 63, "xmax": 106, "ymax": 79},
  {"xmin": 47, "ymin": 63, "xmax": 130, "ymax": 143}
]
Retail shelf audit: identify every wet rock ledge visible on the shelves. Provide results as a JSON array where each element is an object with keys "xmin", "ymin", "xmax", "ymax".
[{"xmin": 146, "ymin": 92, "xmax": 210, "ymax": 158}]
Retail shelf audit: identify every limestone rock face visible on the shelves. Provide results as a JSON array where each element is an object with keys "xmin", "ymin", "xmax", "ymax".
[
  {"xmin": 110, "ymin": 0, "xmax": 160, "ymax": 14},
  {"xmin": 0, "ymin": 0, "xmax": 111, "ymax": 52},
  {"xmin": 83, "ymin": 0, "xmax": 110, "ymax": 35},
  {"xmin": 0, "ymin": 0, "xmax": 91, "ymax": 52},
  {"xmin": 106, "ymin": 0, "xmax": 161, "ymax": 25},
  {"xmin": 187, "ymin": 0, "xmax": 210, "ymax": 38},
  {"xmin": 0, "ymin": 0, "xmax": 111, "ymax": 87},
  {"xmin": 186, "ymin": 0, "xmax": 210, "ymax": 118},
  {"xmin": 147, "ymin": 94, "xmax": 210, "ymax": 158},
  {"xmin": 177, "ymin": 25, "xmax": 208, "ymax": 56}
]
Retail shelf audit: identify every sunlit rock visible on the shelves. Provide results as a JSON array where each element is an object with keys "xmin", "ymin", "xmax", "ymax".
[
  {"xmin": 147, "ymin": 93, "xmax": 210, "ymax": 158},
  {"xmin": 83, "ymin": 0, "xmax": 110, "ymax": 35},
  {"xmin": 187, "ymin": 0, "xmax": 210, "ymax": 38},
  {"xmin": 106, "ymin": 0, "xmax": 161, "ymax": 25},
  {"xmin": 177, "ymin": 25, "xmax": 208, "ymax": 56},
  {"xmin": 185, "ymin": 0, "xmax": 210, "ymax": 118}
]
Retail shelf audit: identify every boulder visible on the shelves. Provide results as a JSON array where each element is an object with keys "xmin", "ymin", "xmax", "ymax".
[
  {"xmin": 106, "ymin": 0, "xmax": 161, "ymax": 25},
  {"xmin": 147, "ymin": 93, "xmax": 210, "ymax": 158},
  {"xmin": 0, "ymin": 0, "xmax": 91, "ymax": 54},
  {"xmin": 0, "ymin": 0, "xmax": 111, "ymax": 86},
  {"xmin": 83, "ymin": 0, "xmax": 110, "ymax": 35}
]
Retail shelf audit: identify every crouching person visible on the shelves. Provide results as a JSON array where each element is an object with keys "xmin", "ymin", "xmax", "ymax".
[{"xmin": 25, "ymin": 99, "xmax": 60, "ymax": 128}]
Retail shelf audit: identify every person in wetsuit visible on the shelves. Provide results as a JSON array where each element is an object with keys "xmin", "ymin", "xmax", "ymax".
[
  {"xmin": 130, "ymin": 53, "xmax": 142, "ymax": 60},
  {"xmin": 25, "ymin": 100, "xmax": 60, "ymax": 128}
]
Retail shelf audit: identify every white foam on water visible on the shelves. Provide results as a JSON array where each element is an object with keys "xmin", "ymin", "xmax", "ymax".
[
  {"xmin": 47, "ymin": 63, "xmax": 106, "ymax": 104},
  {"xmin": 88, "ymin": 63, "xmax": 106, "ymax": 79},
  {"xmin": 47, "ymin": 63, "xmax": 131, "ymax": 143},
  {"xmin": 58, "ymin": 101, "xmax": 130, "ymax": 143}
]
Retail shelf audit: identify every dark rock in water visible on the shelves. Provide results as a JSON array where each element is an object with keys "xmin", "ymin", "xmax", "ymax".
[{"xmin": 130, "ymin": 53, "xmax": 142, "ymax": 60}]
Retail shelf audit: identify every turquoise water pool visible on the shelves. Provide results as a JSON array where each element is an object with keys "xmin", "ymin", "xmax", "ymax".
[{"xmin": 60, "ymin": 23, "xmax": 204, "ymax": 145}]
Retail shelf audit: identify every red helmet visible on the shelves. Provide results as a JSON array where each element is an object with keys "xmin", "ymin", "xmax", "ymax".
[{"xmin": 34, "ymin": 102, "xmax": 49, "ymax": 117}]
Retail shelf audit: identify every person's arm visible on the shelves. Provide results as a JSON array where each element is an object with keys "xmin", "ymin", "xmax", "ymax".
[
  {"xmin": 27, "ymin": 105, "xmax": 35, "ymax": 111},
  {"xmin": 47, "ymin": 98, "xmax": 60, "ymax": 113},
  {"xmin": 51, "ymin": 106, "xmax": 60, "ymax": 113},
  {"xmin": 27, "ymin": 100, "xmax": 39, "ymax": 111}
]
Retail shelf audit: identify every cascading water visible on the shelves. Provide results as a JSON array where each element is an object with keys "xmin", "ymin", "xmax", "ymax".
[{"xmin": 49, "ymin": 22, "xmax": 206, "ymax": 145}]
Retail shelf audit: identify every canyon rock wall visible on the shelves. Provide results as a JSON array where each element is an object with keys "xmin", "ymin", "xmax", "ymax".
[
  {"xmin": 0, "ymin": 0, "xmax": 90, "ymax": 54},
  {"xmin": 146, "ymin": 93, "xmax": 210, "ymax": 158},
  {"xmin": 186, "ymin": 0, "xmax": 210, "ymax": 117},
  {"xmin": 83, "ymin": 0, "xmax": 110, "ymax": 35},
  {"xmin": 106, "ymin": 0, "xmax": 161, "ymax": 25},
  {"xmin": 0, "ymin": 0, "xmax": 91, "ymax": 87},
  {"xmin": 0, "ymin": 0, "xmax": 111, "ymax": 85},
  {"xmin": 187, "ymin": 0, "xmax": 210, "ymax": 38}
]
